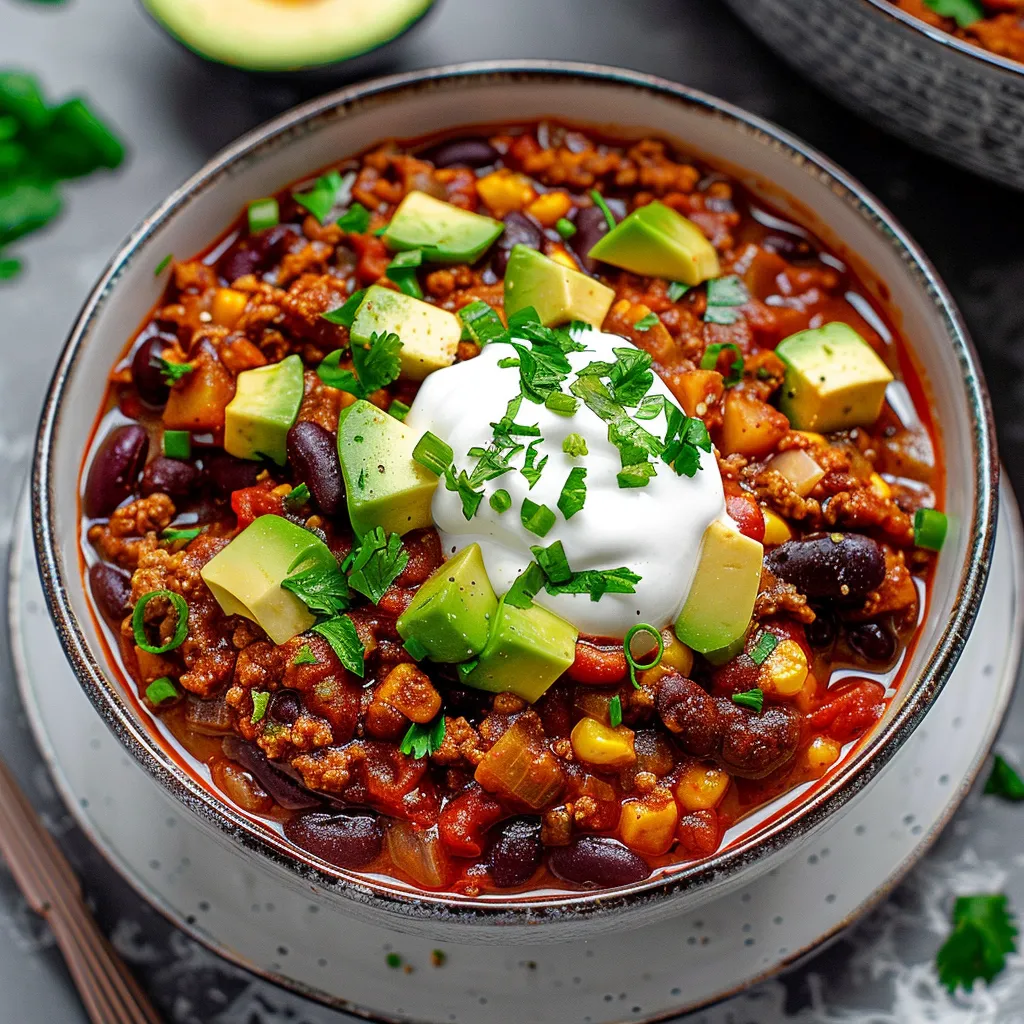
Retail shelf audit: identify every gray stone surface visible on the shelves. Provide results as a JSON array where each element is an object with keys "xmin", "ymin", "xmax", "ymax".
[{"xmin": 2, "ymin": 0, "xmax": 1024, "ymax": 1020}]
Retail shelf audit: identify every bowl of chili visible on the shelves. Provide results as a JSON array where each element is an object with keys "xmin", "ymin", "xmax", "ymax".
[{"xmin": 33, "ymin": 61, "xmax": 998, "ymax": 940}]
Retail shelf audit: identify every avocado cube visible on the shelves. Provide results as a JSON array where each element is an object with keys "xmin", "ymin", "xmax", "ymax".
[
  {"xmin": 337, "ymin": 399, "xmax": 438, "ymax": 538},
  {"xmin": 396, "ymin": 543, "xmax": 498, "ymax": 662},
  {"xmin": 503, "ymin": 245, "xmax": 615, "ymax": 328},
  {"xmin": 351, "ymin": 285, "xmax": 461, "ymax": 380},
  {"xmin": 675, "ymin": 520, "xmax": 763, "ymax": 655},
  {"xmin": 460, "ymin": 595, "xmax": 578, "ymax": 703},
  {"xmin": 775, "ymin": 322, "xmax": 894, "ymax": 433},
  {"xmin": 382, "ymin": 190, "xmax": 503, "ymax": 264},
  {"xmin": 587, "ymin": 201, "xmax": 720, "ymax": 285},
  {"xmin": 224, "ymin": 353, "xmax": 304, "ymax": 466},
  {"xmin": 200, "ymin": 514, "xmax": 336, "ymax": 645}
]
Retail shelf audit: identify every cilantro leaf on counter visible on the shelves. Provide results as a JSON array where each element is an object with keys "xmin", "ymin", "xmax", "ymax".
[
  {"xmin": 937, "ymin": 895, "xmax": 1017, "ymax": 993},
  {"xmin": 923, "ymin": 0, "xmax": 983, "ymax": 27},
  {"xmin": 400, "ymin": 715, "xmax": 446, "ymax": 759},
  {"xmin": 985, "ymin": 755, "xmax": 1024, "ymax": 802},
  {"xmin": 347, "ymin": 526, "xmax": 408, "ymax": 604},
  {"xmin": 311, "ymin": 614, "xmax": 365, "ymax": 678},
  {"xmin": 317, "ymin": 330, "xmax": 402, "ymax": 398}
]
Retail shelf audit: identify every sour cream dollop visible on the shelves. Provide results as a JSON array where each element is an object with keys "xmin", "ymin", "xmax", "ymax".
[{"xmin": 406, "ymin": 329, "xmax": 725, "ymax": 638}]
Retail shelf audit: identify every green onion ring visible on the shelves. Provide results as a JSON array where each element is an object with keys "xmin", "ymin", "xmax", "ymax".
[
  {"xmin": 131, "ymin": 589, "xmax": 188, "ymax": 655},
  {"xmin": 624, "ymin": 623, "xmax": 664, "ymax": 689}
]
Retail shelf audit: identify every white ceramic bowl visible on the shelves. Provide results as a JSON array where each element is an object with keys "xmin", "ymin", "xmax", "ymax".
[{"xmin": 33, "ymin": 61, "xmax": 998, "ymax": 941}]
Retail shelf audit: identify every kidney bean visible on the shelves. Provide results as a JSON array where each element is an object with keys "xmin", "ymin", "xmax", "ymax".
[
  {"xmin": 488, "ymin": 817, "xmax": 543, "ymax": 888},
  {"xmin": 764, "ymin": 532, "xmax": 886, "ymax": 600},
  {"xmin": 847, "ymin": 621, "xmax": 897, "ymax": 664},
  {"xmin": 805, "ymin": 606, "xmax": 837, "ymax": 649},
  {"xmin": 656, "ymin": 672, "xmax": 720, "ymax": 757},
  {"xmin": 131, "ymin": 334, "xmax": 174, "ymax": 407},
  {"xmin": 286, "ymin": 421, "xmax": 345, "ymax": 516},
  {"xmin": 83, "ymin": 424, "xmax": 149, "ymax": 518},
  {"xmin": 270, "ymin": 689, "xmax": 302, "ymax": 725},
  {"xmin": 428, "ymin": 137, "xmax": 500, "ymax": 169},
  {"xmin": 548, "ymin": 836, "xmax": 651, "ymax": 888},
  {"xmin": 204, "ymin": 452, "xmax": 262, "ymax": 498},
  {"xmin": 222, "ymin": 736, "xmax": 321, "ymax": 810},
  {"xmin": 492, "ymin": 210, "xmax": 543, "ymax": 277},
  {"xmin": 284, "ymin": 811, "xmax": 384, "ymax": 869},
  {"xmin": 140, "ymin": 456, "xmax": 201, "ymax": 497},
  {"xmin": 219, "ymin": 225, "xmax": 296, "ymax": 283},
  {"xmin": 716, "ymin": 702, "xmax": 801, "ymax": 779},
  {"xmin": 568, "ymin": 206, "xmax": 610, "ymax": 273},
  {"xmin": 88, "ymin": 562, "xmax": 132, "ymax": 620}
]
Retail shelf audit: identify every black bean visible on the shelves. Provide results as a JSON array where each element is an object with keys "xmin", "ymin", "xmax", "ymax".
[
  {"xmin": 140, "ymin": 456, "xmax": 201, "ymax": 497},
  {"xmin": 493, "ymin": 211, "xmax": 543, "ymax": 277},
  {"xmin": 270, "ymin": 689, "xmax": 302, "ymax": 725},
  {"xmin": 488, "ymin": 817, "xmax": 542, "ymax": 888},
  {"xmin": 88, "ymin": 562, "xmax": 132, "ymax": 620},
  {"xmin": 204, "ymin": 452, "xmax": 262, "ymax": 498},
  {"xmin": 428, "ymin": 137, "xmax": 500, "ymax": 169},
  {"xmin": 284, "ymin": 811, "xmax": 384, "ymax": 869},
  {"xmin": 716, "ymin": 702, "xmax": 801, "ymax": 780},
  {"xmin": 548, "ymin": 836, "xmax": 651, "ymax": 888},
  {"xmin": 655, "ymin": 672, "xmax": 720, "ymax": 757},
  {"xmin": 764, "ymin": 532, "xmax": 886, "ymax": 600},
  {"xmin": 222, "ymin": 736, "xmax": 321, "ymax": 810},
  {"xmin": 286, "ymin": 421, "xmax": 345, "ymax": 516},
  {"xmin": 568, "ymin": 206, "xmax": 610, "ymax": 273},
  {"xmin": 219, "ymin": 225, "xmax": 296, "ymax": 283},
  {"xmin": 131, "ymin": 334, "xmax": 174, "ymax": 407},
  {"xmin": 805, "ymin": 606, "xmax": 837, "ymax": 649},
  {"xmin": 83, "ymin": 424, "xmax": 149, "ymax": 519},
  {"xmin": 847, "ymin": 621, "xmax": 897, "ymax": 664},
  {"xmin": 761, "ymin": 233, "xmax": 813, "ymax": 261}
]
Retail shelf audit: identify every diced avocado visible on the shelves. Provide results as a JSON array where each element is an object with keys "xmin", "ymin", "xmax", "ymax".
[
  {"xmin": 775, "ymin": 322, "xmax": 894, "ymax": 433},
  {"xmin": 224, "ymin": 353, "xmax": 303, "ymax": 466},
  {"xmin": 675, "ymin": 519, "xmax": 763, "ymax": 655},
  {"xmin": 503, "ymin": 245, "xmax": 615, "ymax": 327},
  {"xmin": 351, "ymin": 285, "xmax": 461, "ymax": 380},
  {"xmin": 200, "ymin": 514, "xmax": 336, "ymax": 645},
  {"xmin": 586, "ymin": 201, "xmax": 720, "ymax": 285},
  {"xmin": 139, "ymin": 0, "xmax": 435, "ymax": 72},
  {"xmin": 396, "ymin": 543, "xmax": 498, "ymax": 661},
  {"xmin": 460, "ymin": 595, "xmax": 578, "ymax": 703},
  {"xmin": 382, "ymin": 191, "xmax": 503, "ymax": 264},
  {"xmin": 337, "ymin": 399, "xmax": 438, "ymax": 537}
]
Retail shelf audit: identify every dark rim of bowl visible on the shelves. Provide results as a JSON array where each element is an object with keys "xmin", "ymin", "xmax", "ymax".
[
  {"xmin": 32, "ymin": 60, "xmax": 999, "ymax": 926},
  {"xmin": 857, "ymin": 0, "xmax": 1024, "ymax": 78}
]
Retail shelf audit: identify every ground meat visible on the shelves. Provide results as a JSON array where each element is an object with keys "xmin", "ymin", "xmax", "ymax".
[
  {"xmin": 278, "ymin": 273, "xmax": 348, "ymax": 353},
  {"xmin": 87, "ymin": 493, "xmax": 176, "ymax": 569},
  {"xmin": 292, "ymin": 742, "xmax": 367, "ymax": 793},
  {"xmin": 754, "ymin": 566, "xmax": 816, "ymax": 624},
  {"xmin": 430, "ymin": 716, "xmax": 485, "ymax": 768},
  {"xmin": 851, "ymin": 547, "xmax": 920, "ymax": 621},
  {"xmin": 297, "ymin": 369, "xmax": 345, "ymax": 432},
  {"xmin": 752, "ymin": 468, "xmax": 823, "ymax": 523},
  {"xmin": 823, "ymin": 488, "xmax": 914, "ymax": 545}
]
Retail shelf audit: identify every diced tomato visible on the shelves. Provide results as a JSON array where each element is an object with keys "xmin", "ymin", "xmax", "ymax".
[
  {"xmin": 726, "ymin": 492, "xmax": 766, "ymax": 543},
  {"xmin": 230, "ymin": 484, "xmax": 284, "ymax": 530},
  {"xmin": 677, "ymin": 809, "xmax": 721, "ymax": 858},
  {"xmin": 809, "ymin": 678, "xmax": 886, "ymax": 743},
  {"xmin": 438, "ymin": 785, "xmax": 505, "ymax": 857},
  {"xmin": 567, "ymin": 641, "xmax": 628, "ymax": 685},
  {"xmin": 350, "ymin": 233, "xmax": 390, "ymax": 284}
]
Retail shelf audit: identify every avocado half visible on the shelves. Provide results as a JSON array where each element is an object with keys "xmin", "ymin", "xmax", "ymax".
[{"xmin": 141, "ymin": 0, "xmax": 436, "ymax": 72}]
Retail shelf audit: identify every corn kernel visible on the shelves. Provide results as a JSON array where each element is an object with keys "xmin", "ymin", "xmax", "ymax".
[
  {"xmin": 211, "ymin": 287, "xmax": 248, "ymax": 329},
  {"xmin": 762, "ymin": 508, "xmax": 794, "ymax": 547},
  {"xmin": 618, "ymin": 792, "xmax": 679, "ymax": 856},
  {"xmin": 526, "ymin": 190, "xmax": 572, "ymax": 227},
  {"xmin": 675, "ymin": 764, "xmax": 730, "ymax": 811},
  {"xmin": 794, "ymin": 430, "xmax": 826, "ymax": 446},
  {"xmin": 759, "ymin": 639, "xmax": 809, "ymax": 696},
  {"xmin": 660, "ymin": 629, "xmax": 694, "ymax": 676},
  {"xmin": 476, "ymin": 170, "xmax": 536, "ymax": 217},
  {"xmin": 869, "ymin": 472, "xmax": 892, "ymax": 499},
  {"xmin": 804, "ymin": 735, "xmax": 841, "ymax": 775},
  {"xmin": 548, "ymin": 248, "xmax": 578, "ymax": 270},
  {"xmin": 570, "ymin": 717, "xmax": 636, "ymax": 768}
]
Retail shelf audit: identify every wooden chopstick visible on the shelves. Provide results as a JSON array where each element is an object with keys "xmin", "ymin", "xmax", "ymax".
[{"xmin": 0, "ymin": 757, "xmax": 164, "ymax": 1024}]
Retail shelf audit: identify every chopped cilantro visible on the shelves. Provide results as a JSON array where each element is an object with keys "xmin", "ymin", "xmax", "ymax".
[
  {"xmin": 321, "ymin": 288, "xmax": 366, "ymax": 328},
  {"xmin": 311, "ymin": 615, "xmax": 365, "ymax": 678},
  {"xmin": 732, "ymin": 688, "xmax": 765, "ymax": 713},
  {"xmin": 520, "ymin": 498, "xmax": 556, "ymax": 537},
  {"xmin": 336, "ymin": 202, "xmax": 371, "ymax": 233},
  {"xmin": 923, "ymin": 0, "xmax": 983, "ymax": 27},
  {"xmin": 284, "ymin": 483, "xmax": 311, "ymax": 510},
  {"xmin": 530, "ymin": 540, "xmax": 573, "ymax": 585},
  {"xmin": 400, "ymin": 715, "xmax": 446, "ymax": 759},
  {"xmin": 633, "ymin": 312, "xmax": 659, "ymax": 332},
  {"xmin": 386, "ymin": 248, "xmax": 424, "ymax": 299},
  {"xmin": 520, "ymin": 438, "xmax": 548, "ymax": 489},
  {"xmin": 749, "ymin": 631, "xmax": 779, "ymax": 666},
  {"xmin": 544, "ymin": 392, "xmax": 579, "ymax": 416},
  {"xmin": 458, "ymin": 300, "xmax": 506, "ymax": 345},
  {"xmin": 292, "ymin": 644, "xmax": 317, "ymax": 666},
  {"xmin": 544, "ymin": 566, "xmax": 641, "ymax": 602},
  {"xmin": 608, "ymin": 346, "xmax": 655, "ymax": 406},
  {"xmin": 557, "ymin": 466, "xmax": 587, "ymax": 520},
  {"xmin": 157, "ymin": 357, "xmax": 193, "ymax": 385},
  {"xmin": 661, "ymin": 405, "xmax": 712, "ymax": 477},
  {"xmin": 985, "ymin": 755, "xmax": 1024, "ymax": 801},
  {"xmin": 347, "ymin": 527, "xmax": 408, "ymax": 604},
  {"xmin": 160, "ymin": 526, "xmax": 201, "ymax": 544},
  {"xmin": 292, "ymin": 169, "xmax": 350, "ymax": 224},
  {"xmin": 281, "ymin": 560, "xmax": 351, "ymax": 617},
  {"xmin": 700, "ymin": 342, "xmax": 744, "ymax": 386},
  {"xmin": 563, "ymin": 433, "xmax": 588, "ymax": 458},
  {"xmin": 317, "ymin": 330, "xmax": 402, "ymax": 398},
  {"xmin": 505, "ymin": 562, "xmax": 546, "ymax": 609},
  {"xmin": 250, "ymin": 691, "xmax": 270, "ymax": 724},
  {"xmin": 937, "ymin": 894, "xmax": 1017, "ymax": 993},
  {"xmin": 634, "ymin": 394, "xmax": 665, "ymax": 421},
  {"xmin": 704, "ymin": 275, "xmax": 748, "ymax": 325},
  {"xmin": 444, "ymin": 467, "xmax": 485, "ymax": 520}
]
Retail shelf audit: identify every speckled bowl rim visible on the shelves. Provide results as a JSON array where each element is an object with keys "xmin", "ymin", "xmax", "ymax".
[
  {"xmin": 857, "ymin": 0, "xmax": 1024, "ymax": 78},
  {"xmin": 32, "ymin": 60, "xmax": 999, "ymax": 927}
]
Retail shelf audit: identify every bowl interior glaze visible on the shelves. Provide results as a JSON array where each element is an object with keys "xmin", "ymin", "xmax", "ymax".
[{"xmin": 33, "ymin": 63, "xmax": 997, "ymax": 940}]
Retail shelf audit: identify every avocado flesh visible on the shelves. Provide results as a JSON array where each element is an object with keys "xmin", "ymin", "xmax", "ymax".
[
  {"xmin": 224, "ymin": 353, "xmax": 304, "ymax": 466},
  {"xmin": 396, "ymin": 543, "xmax": 498, "ymax": 662},
  {"xmin": 382, "ymin": 191, "xmax": 503, "ymax": 264},
  {"xmin": 776, "ymin": 322, "xmax": 894, "ymax": 433},
  {"xmin": 503, "ymin": 245, "xmax": 615, "ymax": 327},
  {"xmin": 200, "ymin": 514, "xmax": 336, "ymax": 645},
  {"xmin": 141, "ymin": 0, "xmax": 435, "ymax": 72},
  {"xmin": 351, "ymin": 285, "xmax": 461, "ymax": 380},
  {"xmin": 337, "ymin": 399, "xmax": 438, "ymax": 538},
  {"xmin": 460, "ymin": 595, "xmax": 578, "ymax": 703},
  {"xmin": 586, "ymin": 201, "xmax": 720, "ymax": 285},
  {"xmin": 675, "ymin": 519, "xmax": 763, "ymax": 655}
]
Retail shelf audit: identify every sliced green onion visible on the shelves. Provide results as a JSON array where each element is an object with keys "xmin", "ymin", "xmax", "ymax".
[
  {"xmin": 563, "ymin": 433, "xmax": 588, "ymax": 458},
  {"xmin": 412, "ymin": 431, "xmax": 454, "ymax": 476},
  {"xmin": 914, "ymin": 507, "xmax": 948, "ymax": 551},
  {"xmin": 667, "ymin": 281, "xmax": 690, "ymax": 302},
  {"xmin": 285, "ymin": 483, "xmax": 311, "ymax": 510},
  {"xmin": 321, "ymin": 288, "xmax": 366, "ymax": 327},
  {"xmin": 388, "ymin": 399, "xmax": 411, "ymax": 422},
  {"xmin": 700, "ymin": 342, "xmax": 744, "ymax": 387},
  {"xmin": 403, "ymin": 635, "xmax": 429, "ymax": 661},
  {"xmin": 132, "ymin": 589, "xmax": 188, "ymax": 655},
  {"xmin": 154, "ymin": 253, "xmax": 172, "ymax": 276},
  {"xmin": 555, "ymin": 217, "xmax": 577, "ymax": 239},
  {"xmin": 145, "ymin": 677, "xmax": 178, "ymax": 705},
  {"xmin": 520, "ymin": 498, "xmax": 556, "ymax": 538},
  {"xmin": 589, "ymin": 189, "xmax": 617, "ymax": 230},
  {"xmin": 624, "ymin": 623, "xmax": 664, "ymax": 689},
  {"xmin": 749, "ymin": 631, "xmax": 779, "ymax": 666},
  {"xmin": 489, "ymin": 489, "xmax": 512, "ymax": 514},
  {"xmin": 545, "ymin": 392, "xmax": 578, "ymax": 416},
  {"xmin": 458, "ymin": 299, "xmax": 506, "ymax": 346},
  {"xmin": 250, "ymin": 691, "xmax": 270, "ymax": 724},
  {"xmin": 732, "ymin": 688, "xmax": 765, "ymax": 713},
  {"xmin": 336, "ymin": 202, "xmax": 370, "ymax": 233},
  {"xmin": 162, "ymin": 429, "xmax": 191, "ymax": 460},
  {"xmin": 386, "ymin": 251, "xmax": 423, "ymax": 299},
  {"xmin": 247, "ymin": 197, "xmax": 279, "ymax": 234},
  {"xmin": 608, "ymin": 694, "xmax": 623, "ymax": 728}
]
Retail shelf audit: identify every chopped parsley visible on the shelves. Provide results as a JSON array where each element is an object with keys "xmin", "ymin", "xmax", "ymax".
[
  {"xmin": 157, "ymin": 357, "xmax": 193, "ymax": 385},
  {"xmin": 292, "ymin": 645, "xmax": 317, "ymax": 666},
  {"xmin": 563, "ymin": 433, "xmax": 588, "ymax": 458},
  {"xmin": 489, "ymin": 489, "xmax": 512, "ymax": 514},
  {"xmin": 634, "ymin": 394, "xmax": 665, "ymax": 420},
  {"xmin": 311, "ymin": 615, "xmax": 365, "ymax": 678},
  {"xmin": 732, "ymin": 688, "xmax": 765, "ymax": 713},
  {"xmin": 749, "ymin": 631, "xmax": 779, "ymax": 666},
  {"xmin": 520, "ymin": 498, "xmax": 556, "ymax": 537},
  {"xmin": 544, "ymin": 566, "xmax": 641, "ymax": 602},
  {"xmin": 346, "ymin": 527, "xmax": 408, "ymax": 604},
  {"xmin": 923, "ymin": 0, "xmax": 983, "ymax": 27},
  {"xmin": 321, "ymin": 288, "xmax": 366, "ymax": 328},
  {"xmin": 281, "ymin": 560, "xmax": 351, "ymax": 617},
  {"xmin": 250, "ymin": 691, "xmax": 270, "ymax": 724},
  {"xmin": 400, "ymin": 715, "xmax": 446, "ymax": 759},
  {"xmin": 445, "ymin": 467, "xmax": 485, "ymax": 521},
  {"xmin": 284, "ymin": 483, "xmax": 310, "ymax": 510},
  {"xmin": 700, "ymin": 342, "xmax": 744, "ymax": 387},
  {"xmin": 633, "ymin": 312, "xmax": 659, "ymax": 332},
  {"xmin": 608, "ymin": 694, "xmax": 623, "ymax": 728},
  {"xmin": 336, "ymin": 201, "xmax": 370, "ymax": 233},
  {"xmin": 937, "ymin": 894, "xmax": 1017, "ymax": 993},
  {"xmin": 557, "ymin": 466, "xmax": 587, "ymax": 520},
  {"xmin": 317, "ymin": 330, "xmax": 402, "ymax": 399},
  {"xmin": 661, "ymin": 404, "xmax": 712, "ymax": 477},
  {"xmin": 703, "ymin": 275, "xmax": 748, "ymax": 325},
  {"xmin": 984, "ymin": 755, "xmax": 1024, "ymax": 802},
  {"xmin": 520, "ymin": 438, "xmax": 548, "ymax": 489}
]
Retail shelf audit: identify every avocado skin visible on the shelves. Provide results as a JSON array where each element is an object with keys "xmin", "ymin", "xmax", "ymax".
[
  {"xmin": 224, "ymin": 353, "xmax": 304, "ymax": 466},
  {"xmin": 503, "ymin": 245, "xmax": 615, "ymax": 327}
]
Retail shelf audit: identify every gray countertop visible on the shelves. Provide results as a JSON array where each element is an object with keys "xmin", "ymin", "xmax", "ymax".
[{"xmin": 3, "ymin": 0, "xmax": 1024, "ymax": 1020}]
